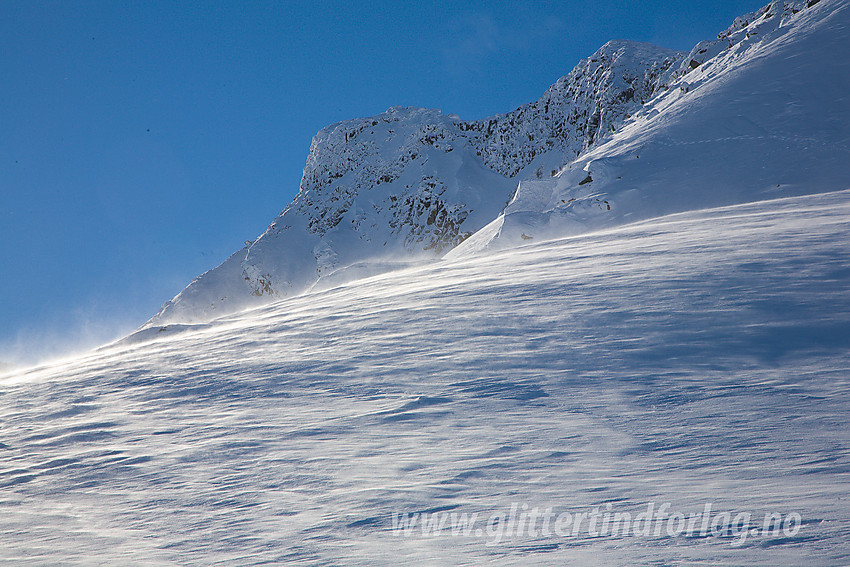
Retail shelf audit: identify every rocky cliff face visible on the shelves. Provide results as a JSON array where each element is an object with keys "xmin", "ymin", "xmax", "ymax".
[{"xmin": 460, "ymin": 40, "xmax": 682, "ymax": 178}]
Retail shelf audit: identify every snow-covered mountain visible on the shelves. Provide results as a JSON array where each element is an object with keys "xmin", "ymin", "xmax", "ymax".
[
  {"xmin": 452, "ymin": 0, "xmax": 850, "ymax": 255},
  {"xmin": 4, "ymin": 2, "xmax": 850, "ymax": 564},
  {"xmin": 147, "ymin": 37, "xmax": 684, "ymax": 325},
  {"xmin": 150, "ymin": 0, "xmax": 848, "ymax": 328}
]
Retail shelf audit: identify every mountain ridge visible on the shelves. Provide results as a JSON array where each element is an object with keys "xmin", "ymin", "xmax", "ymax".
[
  {"xmin": 148, "ymin": 38, "xmax": 683, "ymax": 325},
  {"xmin": 451, "ymin": 0, "xmax": 850, "ymax": 255},
  {"xmin": 147, "ymin": 0, "xmax": 844, "ymax": 327}
]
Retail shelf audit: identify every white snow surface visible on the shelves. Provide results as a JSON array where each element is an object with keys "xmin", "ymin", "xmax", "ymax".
[
  {"xmin": 4, "ymin": 2, "xmax": 849, "ymax": 564},
  {"xmin": 2, "ymin": 189, "xmax": 850, "ymax": 565}
]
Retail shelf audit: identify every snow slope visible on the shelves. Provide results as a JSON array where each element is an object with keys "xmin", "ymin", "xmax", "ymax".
[
  {"xmin": 3, "ymin": 2, "xmax": 847, "ymax": 564},
  {"xmin": 451, "ymin": 0, "xmax": 850, "ymax": 256},
  {"xmin": 2, "ymin": 189, "xmax": 850, "ymax": 565}
]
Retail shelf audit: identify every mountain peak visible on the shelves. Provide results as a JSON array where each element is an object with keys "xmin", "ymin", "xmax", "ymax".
[{"xmin": 146, "ymin": 0, "xmax": 847, "ymax": 328}]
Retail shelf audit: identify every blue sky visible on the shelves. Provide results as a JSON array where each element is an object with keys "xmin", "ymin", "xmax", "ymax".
[{"xmin": 0, "ymin": 0, "xmax": 766, "ymax": 363}]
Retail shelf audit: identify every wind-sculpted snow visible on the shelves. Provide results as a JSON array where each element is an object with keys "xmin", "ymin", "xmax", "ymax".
[{"xmin": 3, "ymin": 190, "xmax": 850, "ymax": 564}]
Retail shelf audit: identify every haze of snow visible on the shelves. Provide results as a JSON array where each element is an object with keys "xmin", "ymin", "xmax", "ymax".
[
  {"xmin": 2, "ymin": 189, "xmax": 849, "ymax": 565},
  {"xmin": 2, "ymin": 1, "xmax": 849, "ymax": 564}
]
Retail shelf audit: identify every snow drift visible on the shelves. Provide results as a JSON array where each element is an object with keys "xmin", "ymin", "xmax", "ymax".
[{"xmin": 4, "ymin": 189, "xmax": 850, "ymax": 564}]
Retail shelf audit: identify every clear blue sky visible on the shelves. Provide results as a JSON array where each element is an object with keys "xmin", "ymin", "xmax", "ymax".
[{"xmin": 0, "ymin": 0, "xmax": 766, "ymax": 363}]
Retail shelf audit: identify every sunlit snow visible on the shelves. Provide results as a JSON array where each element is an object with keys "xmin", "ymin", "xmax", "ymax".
[
  {"xmin": 2, "ymin": 190, "xmax": 849, "ymax": 565},
  {"xmin": 3, "ymin": 1, "xmax": 849, "ymax": 564}
]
